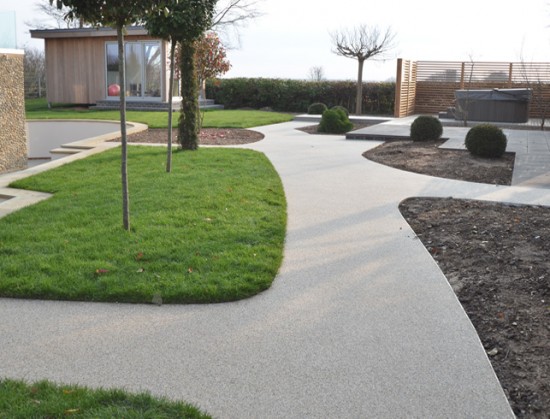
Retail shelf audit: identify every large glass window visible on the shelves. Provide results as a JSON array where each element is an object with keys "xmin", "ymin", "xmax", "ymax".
[
  {"xmin": 144, "ymin": 43, "xmax": 161, "ymax": 97},
  {"xmin": 106, "ymin": 43, "xmax": 119, "ymax": 94},
  {"xmin": 105, "ymin": 41, "xmax": 162, "ymax": 99}
]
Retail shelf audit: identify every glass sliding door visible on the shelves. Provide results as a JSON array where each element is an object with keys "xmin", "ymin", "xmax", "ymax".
[
  {"xmin": 125, "ymin": 43, "xmax": 143, "ymax": 98},
  {"xmin": 106, "ymin": 43, "xmax": 120, "ymax": 97},
  {"xmin": 105, "ymin": 41, "xmax": 162, "ymax": 100},
  {"xmin": 144, "ymin": 43, "xmax": 161, "ymax": 97}
]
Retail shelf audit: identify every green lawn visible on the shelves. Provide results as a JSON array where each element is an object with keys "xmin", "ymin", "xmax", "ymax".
[
  {"xmin": 25, "ymin": 98, "xmax": 294, "ymax": 129},
  {"xmin": 0, "ymin": 146, "xmax": 286, "ymax": 304},
  {"xmin": 0, "ymin": 379, "xmax": 210, "ymax": 418}
]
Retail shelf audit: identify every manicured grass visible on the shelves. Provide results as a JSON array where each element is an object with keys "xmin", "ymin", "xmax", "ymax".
[
  {"xmin": 0, "ymin": 378, "xmax": 210, "ymax": 418},
  {"xmin": 199, "ymin": 110, "xmax": 294, "ymax": 128},
  {"xmin": 0, "ymin": 146, "xmax": 286, "ymax": 304},
  {"xmin": 25, "ymin": 98, "xmax": 294, "ymax": 128}
]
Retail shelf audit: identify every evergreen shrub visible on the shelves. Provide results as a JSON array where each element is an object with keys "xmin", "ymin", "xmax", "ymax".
[
  {"xmin": 318, "ymin": 108, "xmax": 353, "ymax": 134},
  {"xmin": 308, "ymin": 102, "xmax": 328, "ymax": 115},
  {"xmin": 465, "ymin": 124, "xmax": 507, "ymax": 158},
  {"xmin": 410, "ymin": 115, "xmax": 443, "ymax": 142},
  {"xmin": 331, "ymin": 105, "xmax": 349, "ymax": 117}
]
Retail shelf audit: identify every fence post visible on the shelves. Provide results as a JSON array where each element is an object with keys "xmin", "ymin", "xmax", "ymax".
[{"xmin": 394, "ymin": 58, "xmax": 403, "ymax": 117}]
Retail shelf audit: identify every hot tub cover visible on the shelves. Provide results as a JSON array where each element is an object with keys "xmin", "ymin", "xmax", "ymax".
[{"xmin": 455, "ymin": 88, "xmax": 532, "ymax": 101}]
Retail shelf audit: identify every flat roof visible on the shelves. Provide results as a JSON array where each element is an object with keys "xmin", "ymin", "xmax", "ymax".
[
  {"xmin": 31, "ymin": 26, "xmax": 149, "ymax": 39},
  {"xmin": 0, "ymin": 48, "xmax": 24, "ymax": 55}
]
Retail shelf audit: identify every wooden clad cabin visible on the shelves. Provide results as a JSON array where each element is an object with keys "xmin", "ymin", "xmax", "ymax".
[{"xmin": 31, "ymin": 27, "xmax": 173, "ymax": 106}]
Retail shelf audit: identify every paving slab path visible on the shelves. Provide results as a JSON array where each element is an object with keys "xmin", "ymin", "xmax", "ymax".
[{"xmin": 4, "ymin": 121, "xmax": 550, "ymax": 417}]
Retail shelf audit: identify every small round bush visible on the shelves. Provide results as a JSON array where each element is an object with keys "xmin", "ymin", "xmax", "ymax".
[
  {"xmin": 465, "ymin": 124, "xmax": 507, "ymax": 158},
  {"xmin": 331, "ymin": 105, "xmax": 349, "ymax": 117},
  {"xmin": 318, "ymin": 108, "xmax": 353, "ymax": 134},
  {"xmin": 308, "ymin": 102, "xmax": 328, "ymax": 115},
  {"xmin": 410, "ymin": 115, "xmax": 443, "ymax": 142}
]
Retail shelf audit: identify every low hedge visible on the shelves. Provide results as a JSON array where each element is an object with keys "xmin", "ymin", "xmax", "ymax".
[{"xmin": 206, "ymin": 78, "xmax": 395, "ymax": 115}]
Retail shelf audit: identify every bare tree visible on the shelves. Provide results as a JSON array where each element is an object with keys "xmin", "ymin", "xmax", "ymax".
[
  {"xmin": 211, "ymin": 0, "xmax": 263, "ymax": 47},
  {"xmin": 308, "ymin": 66, "xmax": 325, "ymax": 82},
  {"xmin": 331, "ymin": 25, "xmax": 395, "ymax": 115},
  {"xmin": 518, "ymin": 52, "xmax": 548, "ymax": 130},
  {"xmin": 453, "ymin": 56, "xmax": 475, "ymax": 127},
  {"xmin": 26, "ymin": 2, "xmax": 82, "ymax": 29},
  {"xmin": 24, "ymin": 47, "xmax": 46, "ymax": 98}
]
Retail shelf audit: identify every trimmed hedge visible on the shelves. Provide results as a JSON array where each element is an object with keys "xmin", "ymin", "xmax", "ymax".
[
  {"xmin": 318, "ymin": 108, "xmax": 353, "ymax": 134},
  {"xmin": 308, "ymin": 102, "xmax": 328, "ymax": 115},
  {"xmin": 410, "ymin": 115, "xmax": 443, "ymax": 141},
  {"xmin": 331, "ymin": 105, "xmax": 349, "ymax": 117},
  {"xmin": 206, "ymin": 78, "xmax": 395, "ymax": 115},
  {"xmin": 465, "ymin": 124, "xmax": 508, "ymax": 158}
]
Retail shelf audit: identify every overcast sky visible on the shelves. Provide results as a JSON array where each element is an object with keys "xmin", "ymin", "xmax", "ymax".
[{"xmin": 5, "ymin": 0, "xmax": 550, "ymax": 81}]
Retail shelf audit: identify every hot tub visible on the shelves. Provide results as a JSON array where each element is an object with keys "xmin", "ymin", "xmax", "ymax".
[{"xmin": 454, "ymin": 88, "xmax": 532, "ymax": 123}]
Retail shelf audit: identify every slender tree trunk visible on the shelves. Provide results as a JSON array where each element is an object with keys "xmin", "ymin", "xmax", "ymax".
[
  {"xmin": 166, "ymin": 39, "xmax": 176, "ymax": 172},
  {"xmin": 199, "ymin": 79, "xmax": 206, "ymax": 100},
  {"xmin": 117, "ymin": 26, "xmax": 130, "ymax": 231},
  {"xmin": 178, "ymin": 41, "xmax": 200, "ymax": 150},
  {"xmin": 356, "ymin": 59, "xmax": 365, "ymax": 115}
]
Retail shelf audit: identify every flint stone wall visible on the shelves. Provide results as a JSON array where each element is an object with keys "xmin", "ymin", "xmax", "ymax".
[{"xmin": 0, "ymin": 49, "xmax": 27, "ymax": 173}]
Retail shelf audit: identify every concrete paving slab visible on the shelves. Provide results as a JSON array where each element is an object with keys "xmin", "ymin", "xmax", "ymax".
[
  {"xmin": 512, "ymin": 154, "xmax": 550, "ymax": 187},
  {"xmin": 0, "ymin": 120, "xmax": 147, "ymax": 219},
  {"xmin": 0, "ymin": 121, "xmax": 527, "ymax": 418},
  {"xmin": 27, "ymin": 120, "xmax": 147, "ymax": 155}
]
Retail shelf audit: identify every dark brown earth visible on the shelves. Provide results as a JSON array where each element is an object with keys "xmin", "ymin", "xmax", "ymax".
[
  {"xmin": 364, "ymin": 140, "xmax": 515, "ymax": 185},
  {"xmin": 399, "ymin": 197, "xmax": 549, "ymax": 419},
  {"xmin": 297, "ymin": 122, "xmax": 371, "ymax": 135},
  {"xmin": 117, "ymin": 127, "xmax": 265, "ymax": 145},
  {"xmin": 119, "ymin": 126, "xmax": 549, "ymax": 417}
]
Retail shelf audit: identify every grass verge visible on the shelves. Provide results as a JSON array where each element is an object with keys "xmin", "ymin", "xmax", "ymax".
[
  {"xmin": 0, "ymin": 146, "xmax": 286, "ymax": 304},
  {"xmin": 25, "ymin": 98, "xmax": 294, "ymax": 129},
  {"xmin": 0, "ymin": 378, "xmax": 210, "ymax": 418}
]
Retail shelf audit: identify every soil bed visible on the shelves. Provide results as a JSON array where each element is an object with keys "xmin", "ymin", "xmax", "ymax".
[
  {"xmin": 364, "ymin": 140, "xmax": 515, "ymax": 185},
  {"xmin": 362, "ymin": 139, "xmax": 547, "ymax": 417},
  {"xmin": 400, "ymin": 198, "xmax": 549, "ymax": 418},
  {"xmin": 113, "ymin": 127, "xmax": 265, "ymax": 145},
  {"xmin": 297, "ymin": 123, "xmax": 371, "ymax": 135}
]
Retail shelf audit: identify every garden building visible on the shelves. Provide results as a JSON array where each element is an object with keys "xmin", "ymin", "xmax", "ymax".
[{"xmin": 31, "ymin": 26, "xmax": 178, "ymax": 110}]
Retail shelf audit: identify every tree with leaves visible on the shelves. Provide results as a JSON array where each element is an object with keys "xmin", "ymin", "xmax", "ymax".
[
  {"xmin": 195, "ymin": 32, "xmax": 231, "ymax": 100},
  {"xmin": 50, "ymin": 0, "xmax": 155, "ymax": 231},
  {"xmin": 331, "ymin": 25, "xmax": 395, "ymax": 115},
  {"xmin": 147, "ymin": 0, "xmax": 216, "ymax": 151}
]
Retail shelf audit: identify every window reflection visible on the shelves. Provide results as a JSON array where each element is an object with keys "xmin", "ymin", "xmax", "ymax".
[
  {"xmin": 144, "ymin": 43, "xmax": 161, "ymax": 97},
  {"xmin": 105, "ymin": 41, "xmax": 162, "ymax": 99}
]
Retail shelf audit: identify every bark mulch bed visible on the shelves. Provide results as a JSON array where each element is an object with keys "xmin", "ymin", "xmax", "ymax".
[{"xmin": 111, "ymin": 127, "xmax": 265, "ymax": 145}]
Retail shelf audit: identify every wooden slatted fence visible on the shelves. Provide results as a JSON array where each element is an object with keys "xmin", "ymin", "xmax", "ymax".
[{"xmin": 395, "ymin": 59, "xmax": 550, "ymax": 119}]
